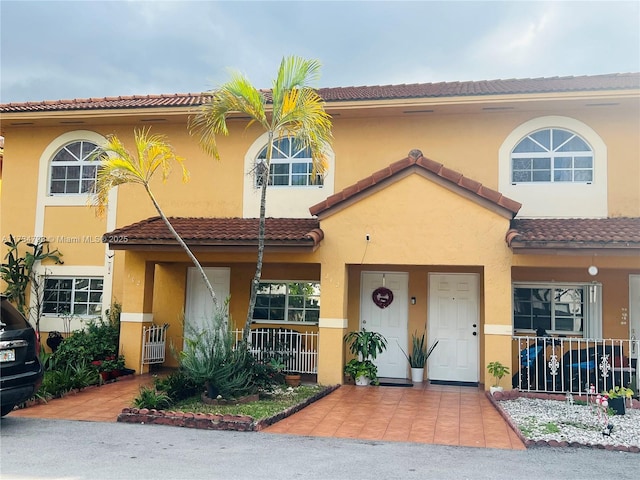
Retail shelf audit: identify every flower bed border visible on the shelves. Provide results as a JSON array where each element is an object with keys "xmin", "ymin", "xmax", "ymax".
[
  {"xmin": 488, "ymin": 389, "xmax": 640, "ymax": 453},
  {"xmin": 117, "ymin": 384, "xmax": 340, "ymax": 432}
]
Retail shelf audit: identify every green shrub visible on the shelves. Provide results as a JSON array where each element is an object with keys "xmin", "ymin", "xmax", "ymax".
[
  {"xmin": 180, "ymin": 302, "xmax": 256, "ymax": 399},
  {"xmin": 53, "ymin": 318, "xmax": 119, "ymax": 369},
  {"xmin": 133, "ymin": 386, "xmax": 172, "ymax": 410},
  {"xmin": 154, "ymin": 369, "xmax": 202, "ymax": 402}
]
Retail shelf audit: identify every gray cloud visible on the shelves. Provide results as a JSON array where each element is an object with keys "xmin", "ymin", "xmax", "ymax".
[{"xmin": 1, "ymin": 0, "xmax": 638, "ymax": 103}]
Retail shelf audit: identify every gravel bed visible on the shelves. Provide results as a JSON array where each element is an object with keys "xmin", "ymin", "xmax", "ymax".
[{"xmin": 498, "ymin": 397, "xmax": 640, "ymax": 449}]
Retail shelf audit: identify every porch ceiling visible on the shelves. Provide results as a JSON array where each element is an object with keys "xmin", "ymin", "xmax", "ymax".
[
  {"xmin": 507, "ymin": 217, "xmax": 640, "ymax": 253},
  {"xmin": 103, "ymin": 216, "xmax": 323, "ymax": 252}
]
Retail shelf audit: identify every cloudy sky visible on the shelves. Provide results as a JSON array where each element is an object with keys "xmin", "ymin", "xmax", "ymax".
[{"xmin": 1, "ymin": 1, "xmax": 639, "ymax": 103}]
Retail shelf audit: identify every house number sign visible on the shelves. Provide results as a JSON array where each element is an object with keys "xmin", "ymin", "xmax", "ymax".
[{"xmin": 372, "ymin": 287, "xmax": 394, "ymax": 309}]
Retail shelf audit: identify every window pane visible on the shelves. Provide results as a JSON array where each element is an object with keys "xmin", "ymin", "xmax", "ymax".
[
  {"xmin": 512, "ymin": 171, "xmax": 531, "ymax": 182},
  {"xmin": 269, "ymin": 308, "xmax": 285, "ymax": 321},
  {"xmin": 532, "ymin": 158, "xmax": 551, "ymax": 170},
  {"xmin": 554, "ymin": 170, "xmax": 572, "ymax": 182},
  {"xmin": 530, "ymin": 130, "xmax": 551, "ymax": 150},
  {"xmin": 532, "ymin": 171, "xmax": 551, "ymax": 182},
  {"xmin": 73, "ymin": 304, "xmax": 88, "ymax": 315},
  {"xmin": 512, "ymin": 158, "xmax": 532, "ymax": 170},
  {"xmin": 574, "ymin": 170, "xmax": 593, "ymax": 182},
  {"xmin": 513, "ymin": 136, "xmax": 547, "ymax": 153},
  {"xmin": 557, "ymin": 135, "xmax": 590, "ymax": 152},
  {"xmin": 75, "ymin": 278, "xmax": 89, "ymax": 290},
  {"xmin": 66, "ymin": 166, "xmax": 80, "ymax": 179},
  {"xmin": 554, "ymin": 157, "xmax": 572, "ymax": 168},
  {"xmin": 81, "ymin": 142, "xmax": 98, "ymax": 158},
  {"xmin": 574, "ymin": 157, "xmax": 592, "ymax": 168},
  {"xmin": 53, "ymin": 147, "xmax": 77, "ymax": 162},
  {"xmin": 50, "ymin": 181, "xmax": 65, "ymax": 194}
]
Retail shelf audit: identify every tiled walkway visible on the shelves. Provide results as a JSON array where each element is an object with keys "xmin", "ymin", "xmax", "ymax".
[
  {"xmin": 8, "ymin": 377, "xmax": 524, "ymax": 450},
  {"xmin": 263, "ymin": 383, "xmax": 525, "ymax": 450},
  {"xmin": 8, "ymin": 374, "xmax": 154, "ymax": 422}
]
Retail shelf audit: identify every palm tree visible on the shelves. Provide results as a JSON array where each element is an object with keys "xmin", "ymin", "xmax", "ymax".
[
  {"xmin": 190, "ymin": 56, "xmax": 333, "ymax": 341},
  {"xmin": 91, "ymin": 128, "xmax": 217, "ymax": 307}
]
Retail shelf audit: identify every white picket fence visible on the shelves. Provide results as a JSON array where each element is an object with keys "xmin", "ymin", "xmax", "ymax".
[
  {"xmin": 140, "ymin": 323, "xmax": 169, "ymax": 372},
  {"xmin": 233, "ymin": 328, "xmax": 318, "ymax": 374}
]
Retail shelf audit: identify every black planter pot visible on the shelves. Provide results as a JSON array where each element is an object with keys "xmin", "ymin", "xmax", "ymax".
[
  {"xmin": 205, "ymin": 382, "xmax": 219, "ymax": 399},
  {"xmin": 46, "ymin": 331, "xmax": 64, "ymax": 352},
  {"xmin": 609, "ymin": 397, "xmax": 626, "ymax": 415}
]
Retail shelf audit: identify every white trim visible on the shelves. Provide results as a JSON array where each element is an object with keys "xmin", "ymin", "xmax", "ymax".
[
  {"xmin": 121, "ymin": 313, "xmax": 154, "ymax": 323},
  {"xmin": 33, "ymin": 131, "xmax": 117, "ymax": 320},
  {"xmin": 34, "ymin": 265, "xmax": 111, "ymax": 324},
  {"xmin": 39, "ymin": 316, "xmax": 87, "ymax": 333},
  {"xmin": 319, "ymin": 317, "xmax": 348, "ymax": 328},
  {"xmin": 484, "ymin": 324, "xmax": 513, "ymax": 335},
  {"xmin": 242, "ymin": 131, "xmax": 335, "ymax": 218},
  {"xmin": 499, "ymin": 116, "xmax": 607, "ymax": 218}
]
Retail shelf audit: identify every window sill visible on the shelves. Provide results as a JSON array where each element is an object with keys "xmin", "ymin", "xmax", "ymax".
[{"xmin": 252, "ymin": 320, "xmax": 319, "ymax": 326}]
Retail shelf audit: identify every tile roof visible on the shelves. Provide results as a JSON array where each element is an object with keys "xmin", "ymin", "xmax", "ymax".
[
  {"xmin": 507, "ymin": 218, "xmax": 640, "ymax": 250},
  {"xmin": 104, "ymin": 217, "xmax": 323, "ymax": 250},
  {"xmin": 2, "ymin": 73, "xmax": 638, "ymax": 113},
  {"xmin": 309, "ymin": 149, "xmax": 521, "ymax": 218}
]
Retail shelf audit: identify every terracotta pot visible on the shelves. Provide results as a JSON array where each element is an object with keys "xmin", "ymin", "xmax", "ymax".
[{"xmin": 285, "ymin": 374, "xmax": 301, "ymax": 387}]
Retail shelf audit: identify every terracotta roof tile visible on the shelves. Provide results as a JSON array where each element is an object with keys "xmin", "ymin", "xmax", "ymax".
[
  {"xmin": 309, "ymin": 150, "xmax": 521, "ymax": 217},
  {"xmin": 507, "ymin": 218, "xmax": 640, "ymax": 249},
  {"xmin": 2, "ymin": 73, "xmax": 638, "ymax": 113},
  {"xmin": 104, "ymin": 217, "xmax": 323, "ymax": 248}
]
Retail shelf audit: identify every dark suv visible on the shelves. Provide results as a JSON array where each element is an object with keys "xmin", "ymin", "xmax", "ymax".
[{"xmin": 1, "ymin": 295, "xmax": 43, "ymax": 417}]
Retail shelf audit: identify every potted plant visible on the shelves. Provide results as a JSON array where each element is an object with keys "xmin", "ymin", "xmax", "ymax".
[
  {"xmin": 487, "ymin": 361, "xmax": 510, "ymax": 394},
  {"xmin": 605, "ymin": 386, "xmax": 634, "ymax": 415},
  {"xmin": 343, "ymin": 329, "xmax": 387, "ymax": 386},
  {"xmin": 399, "ymin": 331, "xmax": 439, "ymax": 383}
]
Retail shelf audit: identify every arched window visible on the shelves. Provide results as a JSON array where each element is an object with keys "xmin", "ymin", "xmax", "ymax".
[
  {"xmin": 49, "ymin": 140, "xmax": 99, "ymax": 194},
  {"xmin": 255, "ymin": 137, "xmax": 323, "ymax": 187},
  {"xmin": 511, "ymin": 128, "xmax": 593, "ymax": 184}
]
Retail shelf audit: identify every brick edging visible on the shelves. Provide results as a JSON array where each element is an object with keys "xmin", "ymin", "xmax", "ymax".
[
  {"xmin": 488, "ymin": 390, "xmax": 640, "ymax": 453},
  {"xmin": 117, "ymin": 384, "xmax": 341, "ymax": 432}
]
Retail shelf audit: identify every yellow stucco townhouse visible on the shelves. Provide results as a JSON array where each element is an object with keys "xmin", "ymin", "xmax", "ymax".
[{"xmin": 1, "ymin": 72, "xmax": 639, "ymax": 391}]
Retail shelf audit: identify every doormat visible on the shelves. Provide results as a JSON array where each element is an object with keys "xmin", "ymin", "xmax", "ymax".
[
  {"xmin": 430, "ymin": 380, "xmax": 479, "ymax": 387},
  {"xmin": 378, "ymin": 377, "xmax": 414, "ymax": 387}
]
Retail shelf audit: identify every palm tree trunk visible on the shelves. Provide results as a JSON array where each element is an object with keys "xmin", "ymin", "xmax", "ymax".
[
  {"xmin": 242, "ymin": 131, "xmax": 273, "ymax": 342},
  {"xmin": 145, "ymin": 185, "xmax": 217, "ymax": 308}
]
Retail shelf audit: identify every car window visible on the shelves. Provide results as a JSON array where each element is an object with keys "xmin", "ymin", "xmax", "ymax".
[{"xmin": 0, "ymin": 299, "xmax": 29, "ymax": 331}]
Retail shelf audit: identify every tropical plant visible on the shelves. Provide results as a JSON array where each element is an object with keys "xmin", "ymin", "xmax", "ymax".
[
  {"xmin": 90, "ymin": 128, "xmax": 217, "ymax": 307},
  {"xmin": 344, "ymin": 329, "xmax": 387, "ymax": 361},
  {"xmin": 400, "ymin": 331, "xmax": 439, "ymax": 368},
  {"xmin": 344, "ymin": 359, "xmax": 379, "ymax": 385},
  {"xmin": 0, "ymin": 235, "xmax": 63, "ymax": 336},
  {"xmin": 154, "ymin": 369, "xmax": 202, "ymax": 402},
  {"xmin": 487, "ymin": 361, "xmax": 510, "ymax": 387},
  {"xmin": 179, "ymin": 301, "xmax": 256, "ymax": 399},
  {"xmin": 605, "ymin": 385, "xmax": 634, "ymax": 399},
  {"xmin": 133, "ymin": 386, "xmax": 172, "ymax": 410},
  {"xmin": 190, "ymin": 55, "xmax": 333, "ymax": 341},
  {"xmin": 343, "ymin": 329, "xmax": 387, "ymax": 385}
]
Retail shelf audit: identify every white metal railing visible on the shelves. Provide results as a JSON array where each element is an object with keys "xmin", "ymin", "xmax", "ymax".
[
  {"xmin": 141, "ymin": 323, "xmax": 169, "ymax": 372},
  {"xmin": 512, "ymin": 336, "xmax": 639, "ymax": 395},
  {"xmin": 233, "ymin": 328, "xmax": 318, "ymax": 374}
]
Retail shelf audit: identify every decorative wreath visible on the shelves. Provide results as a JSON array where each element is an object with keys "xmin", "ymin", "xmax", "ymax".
[{"xmin": 372, "ymin": 287, "xmax": 394, "ymax": 309}]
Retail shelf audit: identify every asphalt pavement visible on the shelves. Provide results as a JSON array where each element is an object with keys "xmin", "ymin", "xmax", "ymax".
[{"xmin": 1, "ymin": 416, "xmax": 638, "ymax": 479}]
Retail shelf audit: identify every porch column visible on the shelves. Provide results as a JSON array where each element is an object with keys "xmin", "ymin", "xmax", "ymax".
[
  {"xmin": 318, "ymin": 262, "xmax": 349, "ymax": 385},
  {"xmin": 119, "ymin": 251, "xmax": 155, "ymax": 374},
  {"xmin": 483, "ymin": 263, "xmax": 513, "ymax": 390}
]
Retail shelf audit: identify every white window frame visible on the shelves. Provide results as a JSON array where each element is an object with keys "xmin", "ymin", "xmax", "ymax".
[
  {"xmin": 242, "ymin": 131, "xmax": 335, "ymax": 218},
  {"xmin": 511, "ymin": 128, "xmax": 593, "ymax": 184},
  {"xmin": 49, "ymin": 140, "xmax": 100, "ymax": 195},
  {"xmin": 43, "ymin": 275, "xmax": 104, "ymax": 317},
  {"xmin": 255, "ymin": 137, "xmax": 324, "ymax": 188},
  {"xmin": 513, "ymin": 282, "xmax": 602, "ymax": 338},
  {"xmin": 498, "ymin": 116, "xmax": 607, "ymax": 218},
  {"xmin": 253, "ymin": 280, "xmax": 320, "ymax": 325}
]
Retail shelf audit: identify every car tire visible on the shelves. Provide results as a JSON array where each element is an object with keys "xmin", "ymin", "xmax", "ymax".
[{"xmin": 1, "ymin": 404, "xmax": 16, "ymax": 417}]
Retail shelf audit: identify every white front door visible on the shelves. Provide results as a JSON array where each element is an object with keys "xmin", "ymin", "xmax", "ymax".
[
  {"xmin": 428, "ymin": 273, "xmax": 479, "ymax": 383},
  {"xmin": 184, "ymin": 267, "xmax": 230, "ymax": 342},
  {"xmin": 360, "ymin": 272, "xmax": 408, "ymax": 378}
]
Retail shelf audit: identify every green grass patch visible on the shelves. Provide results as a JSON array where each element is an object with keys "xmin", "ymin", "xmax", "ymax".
[{"xmin": 171, "ymin": 385, "xmax": 325, "ymax": 420}]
